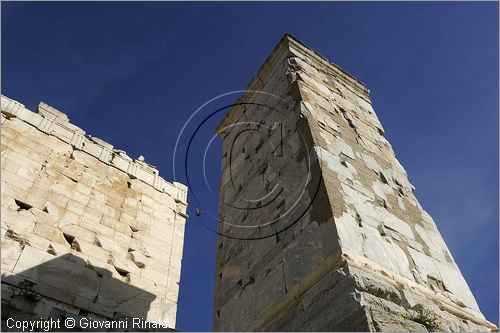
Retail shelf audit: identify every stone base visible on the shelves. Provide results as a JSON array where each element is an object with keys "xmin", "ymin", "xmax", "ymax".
[{"xmin": 256, "ymin": 263, "xmax": 495, "ymax": 332}]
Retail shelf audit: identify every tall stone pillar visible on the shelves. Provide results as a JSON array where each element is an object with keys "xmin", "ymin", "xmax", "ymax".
[{"xmin": 213, "ymin": 34, "xmax": 496, "ymax": 331}]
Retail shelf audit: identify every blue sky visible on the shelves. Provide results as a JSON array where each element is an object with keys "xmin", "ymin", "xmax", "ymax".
[{"xmin": 2, "ymin": 2, "xmax": 498, "ymax": 330}]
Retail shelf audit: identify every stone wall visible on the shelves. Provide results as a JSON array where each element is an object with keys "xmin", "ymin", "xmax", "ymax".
[
  {"xmin": 1, "ymin": 95, "xmax": 187, "ymax": 330},
  {"xmin": 213, "ymin": 34, "xmax": 496, "ymax": 331}
]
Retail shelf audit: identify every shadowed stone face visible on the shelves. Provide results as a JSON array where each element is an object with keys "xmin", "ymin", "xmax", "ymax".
[{"xmin": 213, "ymin": 34, "xmax": 496, "ymax": 332}]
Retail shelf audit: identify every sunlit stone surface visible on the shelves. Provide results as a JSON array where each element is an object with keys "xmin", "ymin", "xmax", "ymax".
[
  {"xmin": 213, "ymin": 34, "xmax": 496, "ymax": 332},
  {"xmin": 1, "ymin": 95, "xmax": 187, "ymax": 330}
]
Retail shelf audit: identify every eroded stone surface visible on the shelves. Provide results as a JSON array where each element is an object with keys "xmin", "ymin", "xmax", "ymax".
[
  {"xmin": 213, "ymin": 34, "xmax": 496, "ymax": 331},
  {"xmin": 1, "ymin": 95, "xmax": 187, "ymax": 331}
]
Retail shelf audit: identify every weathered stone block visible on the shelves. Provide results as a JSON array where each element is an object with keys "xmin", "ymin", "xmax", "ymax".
[
  {"xmin": 32, "ymin": 222, "xmax": 68, "ymax": 245},
  {"xmin": 1, "ymin": 238, "xmax": 23, "ymax": 272}
]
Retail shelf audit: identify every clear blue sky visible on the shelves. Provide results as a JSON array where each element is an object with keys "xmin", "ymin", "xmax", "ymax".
[{"xmin": 2, "ymin": 2, "xmax": 498, "ymax": 330}]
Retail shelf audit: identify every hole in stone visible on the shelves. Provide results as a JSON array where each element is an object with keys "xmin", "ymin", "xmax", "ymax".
[
  {"xmin": 63, "ymin": 233, "xmax": 81, "ymax": 252},
  {"xmin": 115, "ymin": 267, "xmax": 129, "ymax": 277},
  {"xmin": 356, "ymin": 213, "xmax": 362, "ymax": 227},
  {"xmin": 379, "ymin": 172, "xmax": 388, "ymax": 184},
  {"xmin": 384, "ymin": 225, "xmax": 399, "ymax": 237},
  {"xmin": 347, "ymin": 119, "xmax": 356, "ymax": 129},
  {"xmin": 376, "ymin": 197, "xmax": 388, "ymax": 209},
  {"xmin": 377, "ymin": 127, "xmax": 384, "ymax": 136},
  {"xmin": 398, "ymin": 187, "xmax": 404, "ymax": 196},
  {"xmin": 239, "ymin": 276, "xmax": 256, "ymax": 290},
  {"xmin": 377, "ymin": 224, "xmax": 387, "ymax": 236},
  {"xmin": 128, "ymin": 248, "xmax": 135, "ymax": 252},
  {"xmin": 114, "ymin": 267, "xmax": 131, "ymax": 283},
  {"xmin": 14, "ymin": 199, "xmax": 32, "ymax": 211},
  {"xmin": 129, "ymin": 226, "xmax": 139, "ymax": 233},
  {"xmin": 5, "ymin": 229, "xmax": 28, "ymax": 248},
  {"xmin": 42, "ymin": 207, "xmax": 49, "ymax": 213},
  {"xmin": 427, "ymin": 275, "xmax": 446, "ymax": 292},
  {"xmin": 47, "ymin": 245, "xmax": 56, "ymax": 256},
  {"xmin": 341, "ymin": 110, "xmax": 356, "ymax": 130},
  {"xmin": 63, "ymin": 233, "xmax": 75, "ymax": 245},
  {"xmin": 127, "ymin": 181, "xmax": 132, "ymax": 189},
  {"xmin": 94, "ymin": 238, "xmax": 102, "ymax": 247},
  {"xmin": 129, "ymin": 253, "xmax": 145, "ymax": 269},
  {"xmin": 236, "ymin": 278, "xmax": 243, "ymax": 288},
  {"xmin": 71, "ymin": 240, "xmax": 81, "ymax": 252},
  {"xmin": 133, "ymin": 261, "xmax": 145, "ymax": 269},
  {"xmin": 65, "ymin": 175, "xmax": 78, "ymax": 183}
]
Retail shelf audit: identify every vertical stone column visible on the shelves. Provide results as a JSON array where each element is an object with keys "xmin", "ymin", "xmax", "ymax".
[
  {"xmin": 213, "ymin": 34, "xmax": 496, "ymax": 331},
  {"xmin": 1, "ymin": 95, "xmax": 187, "ymax": 330}
]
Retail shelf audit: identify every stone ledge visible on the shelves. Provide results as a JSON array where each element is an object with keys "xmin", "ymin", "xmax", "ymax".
[{"xmin": 0, "ymin": 95, "xmax": 187, "ymax": 204}]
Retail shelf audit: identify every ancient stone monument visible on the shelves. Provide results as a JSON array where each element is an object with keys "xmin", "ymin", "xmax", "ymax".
[
  {"xmin": 0, "ymin": 95, "xmax": 187, "ymax": 330},
  {"xmin": 214, "ymin": 34, "xmax": 496, "ymax": 331}
]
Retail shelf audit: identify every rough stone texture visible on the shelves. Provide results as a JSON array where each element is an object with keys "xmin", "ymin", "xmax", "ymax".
[
  {"xmin": 213, "ymin": 34, "xmax": 496, "ymax": 331},
  {"xmin": 1, "ymin": 95, "xmax": 187, "ymax": 330}
]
